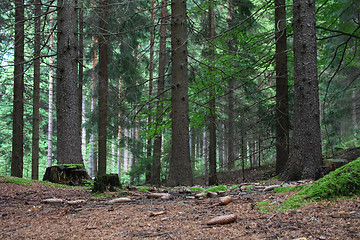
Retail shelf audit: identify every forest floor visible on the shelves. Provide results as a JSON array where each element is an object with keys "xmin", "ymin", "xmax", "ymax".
[{"xmin": 1, "ymin": 168, "xmax": 360, "ymax": 240}]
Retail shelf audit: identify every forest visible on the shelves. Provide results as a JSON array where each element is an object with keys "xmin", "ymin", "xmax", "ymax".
[{"xmin": 0, "ymin": 0, "xmax": 359, "ymax": 186}]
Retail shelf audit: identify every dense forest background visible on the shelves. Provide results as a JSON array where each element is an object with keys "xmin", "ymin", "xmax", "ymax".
[{"xmin": 0, "ymin": 0, "xmax": 359, "ymax": 185}]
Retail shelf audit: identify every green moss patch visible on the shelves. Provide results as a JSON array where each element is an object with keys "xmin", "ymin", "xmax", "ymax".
[
  {"xmin": 189, "ymin": 186, "xmax": 205, "ymax": 191},
  {"xmin": 204, "ymin": 185, "xmax": 228, "ymax": 193},
  {"xmin": 280, "ymin": 157, "xmax": 360, "ymax": 210}
]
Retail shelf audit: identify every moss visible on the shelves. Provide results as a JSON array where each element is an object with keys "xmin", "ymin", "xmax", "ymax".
[
  {"xmin": 273, "ymin": 185, "xmax": 304, "ymax": 193},
  {"xmin": 204, "ymin": 185, "xmax": 228, "ymax": 193},
  {"xmin": 229, "ymin": 185, "xmax": 240, "ymax": 190},
  {"xmin": 280, "ymin": 157, "xmax": 360, "ymax": 210},
  {"xmin": 255, "ymin": 200, "xmax": 275, "ymax": 213},
  {"xmin": 52, "ymin": 164, "xmax": 84, "ymax": 169},
  {"xmin": 1, "ymin": 176, "xmax": 33, "ymax": 185}
]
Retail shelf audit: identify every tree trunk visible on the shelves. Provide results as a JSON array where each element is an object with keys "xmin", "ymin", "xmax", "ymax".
[
  {"xmin": 152, "ymin": 0, "xmax": 168, "ymax": 186},
  {"xmin": 56, "ymin": 0, "xmax": 83, "ymax": 165},
  {"xmin": 88, "ymin": 34, "xmax": 98, "ymax": 179},
  {"xmin": 227, "ymin": 0, "xmax": 235, "ymax": 171},
  {"xmin": 79, "ymin": 2, "xmax": 86, "ymax": 159},
  {"xmin": 167, "ymin": 0, "xmax": 193, "ymax": 186},
  {"xmin": 208, "ymin": 0, "xmax": 217, "ymax": 185},
  {"xmin": 146, "ymin": 0, "xmax": 156, "ymax": 184},
  {"xmin": 12, "ymin": 0, "xmax": 25, "ymax": 178},
  {"xmin": 275, "ymin": 0, "xmax": 289, "ymax": 175},
  {"xmin": 98, "ymin": 0, "xmax": 109, "ymax": 176},
  {"xmin": 32, "ymin": 0, "xmax": 41, "ymax": 180},
  {"xmin": 47, "ymin": 12, "xmax": 54, "ymax": 168},
  {"xmin": 280, "ymin": 0, "xmax": 322, "ymax": 180}
]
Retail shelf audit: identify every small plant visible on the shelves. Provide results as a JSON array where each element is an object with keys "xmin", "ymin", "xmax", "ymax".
[
  {"xmin": 204, "ymin": 185, "xmax": 228, "ymax": 193},
  {"xmin": 229, "ymin": 185, "xmax": 240, "ymax": 190}
]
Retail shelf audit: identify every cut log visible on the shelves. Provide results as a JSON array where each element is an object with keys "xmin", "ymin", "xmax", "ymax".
[{"xmin": 43, "ymin": 164, "xmax": 90, "ymax": 186}]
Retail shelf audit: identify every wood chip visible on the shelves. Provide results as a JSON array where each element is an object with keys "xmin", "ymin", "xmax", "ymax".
[
  {"xmin": 67, "ymin": 199, "xmax": 87, "ymax": 205},
  {"xmin": 41, "ymin": 198, "xmax": 64, "ymax": 204},
  {"xmin": 149, "ymin": 211, "xmax": 167, "ymax": 217},
  {"xmin": 108, "ymin": 198, "xmax": 131, "ymax": 204}
]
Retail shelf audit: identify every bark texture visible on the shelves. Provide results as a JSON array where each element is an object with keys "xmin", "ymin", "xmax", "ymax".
[
  {"xmin": 208, "ymin": 0, "xmax": 217, "ymax": 185},
  {"xmin": 32, "ymin": 0, "xmax": 41, "ymax": 180},
  {"xmin": 12, "ymin": 0, "xmax": 25, "ymax": 178},
  {"xmin": 281, "ymin": 0, "xmax": 322, "ymax": 180},
  {"xmin": 275, "ymin": 0, "xmax": 289, "ymax": 175},
  {"xmin": 56, "ymin": 0, "xmax": 83, "ymax": 165},
  {"xmin": 152, "ymin": 0, "xmax": 168, "ymax": 186},
  {"xmin": 98, "ymin": 0, "xmax": 109, "ymax": 176},
  {"xmin": 167, "ymin": 0, "xmax": 193, "ymax": 186}
]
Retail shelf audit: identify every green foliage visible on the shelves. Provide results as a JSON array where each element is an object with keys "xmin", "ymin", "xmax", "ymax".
[
  {"xmin": 280, "ymin": 157, "xmax": 360, "ymax": 210},
  {"xmin": 273, "ymin": 185, "xmax": 304, "ymax": 193},
  {"xmin": 204, "ymin": 185, "xmax": 228, "ymax": 192}
]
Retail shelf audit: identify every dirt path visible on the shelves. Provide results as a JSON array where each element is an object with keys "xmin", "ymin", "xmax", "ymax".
[{"xmin": 1, "ymin": 180, "xmax": 360, "ymax": 240}]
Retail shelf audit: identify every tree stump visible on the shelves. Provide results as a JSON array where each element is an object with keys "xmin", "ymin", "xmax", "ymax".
[
  {"xmin": 93, "ymin": 174, "xmax": 121, "ymax": 193},
  {"xmin": 43, "ymin": 164, "xmax": 91, "ymax": 186}
]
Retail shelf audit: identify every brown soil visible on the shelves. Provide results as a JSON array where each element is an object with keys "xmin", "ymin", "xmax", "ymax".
[{"xmin": 1, "ymin": 174, "xmax": 360, "ymax": 240}]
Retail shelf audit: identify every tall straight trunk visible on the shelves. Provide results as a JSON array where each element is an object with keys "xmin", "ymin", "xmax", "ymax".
[
  {"xmin": 240, "ymin": 124, "xmax": 247, "ymax": 180},
  {"xmin": 152, "ymin": 0, "xmax": 168, "ymax": 186},
  {"xmin": 168, "ymin": 0, "xmax": 193, "ymax": 186},
  {"xmin": 79, "ymin": 1, "xmax": 86, "ymax": 158},
  {"xmin": 47, "ymin": 12, "xmax": 54, "ymax": 167},
  {"xmin": 208, "ymin": 0, "xmax": 217, "ymax": 185},
  {"xmin": 98, "ymin": 0, "xmax": 109, "ymax": 176},
  {"xmin": 146, "ymin": 0, "xmax": 156, "ymax": 184},
  {"xmin": 12, "ymin": 0, "xmax": 25, "ymax": 177},
  {"xmin": 227, "ymin": 0, "xmax": 235, "ymax": 170},
  {"xmin": 56, "ymin": 0, "xmax": 83, "ymax": 165},
  {"xmin": 32, "ymin": 0, "xmax": 41, "ymax": 180},
  {"xmin": 281, "ymin": 0, "xmax": 322, "ymax": 180},
  {"xmin": 275, "ymin": 0, "xmax": 289, "ymax": 175},
  {"xmin": 202, "ymin": 131, "xmax": 208, "ymax": 182},
  {"xmin": 117, "ymin": 79, "xmax": 123, "ymax": 180},
  {"xmin": 88, "ymin": 35, "xmax": 98, "ymax": 178}
]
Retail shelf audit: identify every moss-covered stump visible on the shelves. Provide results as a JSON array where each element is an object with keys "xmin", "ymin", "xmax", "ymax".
[
  {"xmin": 93, "ymin": 174, "xmax": 121, "ymax": 193},
  {"xmin": 43, "ymin": 164, "xmax": 91, "ymax": 186},
  {"xmin": 281, "ymin": 157, "xmax": 360, "ymax": 210}
]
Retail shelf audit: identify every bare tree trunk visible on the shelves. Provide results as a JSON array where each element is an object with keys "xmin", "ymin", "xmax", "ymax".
[
  {"xmin": 202, "ymin": 131, "xmax": 208, "ymax": 184},
  {"xmin": 168, "ymin": 0, "xmax": 193, "ymax": 186},
  {"xmin": 146, "ymin": 0, "xmax": 156, "ymax": 184},
  {"xmin": 79, "ymin": 1, "xmax": 86, "ymax": 160},
  {"xmin": 98, "ymin": 0, "xmax": 109, "ymax": 176},
  {"xmin": 32, "ymin": 0, "xmax": 41, "ymax": 180},
  {"xmin": 47, "ymin": 12, "xmax": 54, "ymax": 168},
  {"xmin": 12, "ymin": 0, "xmax": 25, "ymax": 177},
  {"xmin": 281, "ymin": 0, "xmax": 322, "ymax": 180},
  {"xmin": 88, "ymin": 34, "xmax": 98, "ymax": 178},
  {"xmin": 275, "ymin": 0, "xmax": 289, "ymax": 175},
  {"xmin": 117, "ymin": 79, "xmax": 123, "ymax": 181},
  {"xmin": 208, "ymin": 0, "xmax": 217, "ymax": 185},
  {"xmin": 227, "ymin": 0, "xmax": 235, "ymax": 171},
  {"xmin": 152, "ymin": 0, "xmax": 168, "ymax": 186},
  {"xmin": 56, "ymin": 0, "xmax": 83, "ymax": 165}
]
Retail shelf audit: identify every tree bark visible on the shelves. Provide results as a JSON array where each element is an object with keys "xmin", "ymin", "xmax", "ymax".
[
  {"xmin": 146, "ymin": 0, "xmax": 156, "ymax": 184},
  {"xmin": 32, "ymin": 0, "xmax": 41, "ymax": 180},
  {"xmin": 12, "ymin": 0, "xmax": 25, "ymax": 178},
  {"xmin": 208, "ymin": 0, "xmax": 217, "ymax": 186},
  {"xmin": 280, "ymin": 0, "xmax": 322, "ymax": 180},
  {"xmin": 152, "ymin": 0, "xmax": 168, "ymax": 186},
  {"xmin": 47, "ymin": 12, "xmax": 54, "ymax": 167},
  {"xmin": 167, "ymin": 0, "xmax": 193, "ymax": 186},
  {"xmin": 98, "ymin": 0, "xmax": 109, "ymax": 176},
  {"xmin": 227, "ymin": 0, "xmax": 235, "ymax": 170},
  {"xmin": 56, "ymin": 0, "xmax": 83, "ymax": 165},
  {"xmin": 275, "ymin": 0, "xmax": 289, "ymax": 175}
]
